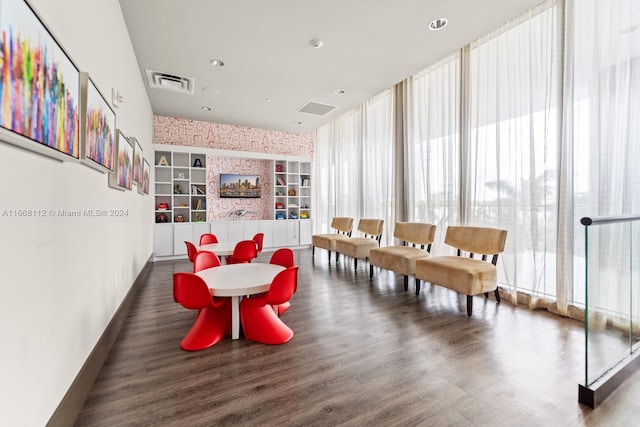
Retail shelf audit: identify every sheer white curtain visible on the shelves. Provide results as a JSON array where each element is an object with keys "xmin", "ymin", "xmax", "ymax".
[
  {"xmin": 467, "ymin": 0, "xmax": 560, "ymax": 307},
  {"xmin": 314, "ymin": 90, "xmax": 395, "ymax": 242},
  {"xmin": 564, "ymin": 0, "xmax": 640, "ymax": 323},
  {"xmin": 406, "ymin": 53, "xmax": 461, "ymax": 253}
]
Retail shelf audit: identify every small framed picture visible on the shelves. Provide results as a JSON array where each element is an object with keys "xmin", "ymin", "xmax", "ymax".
[{"xmin": 108, "ymin": 130, "xmax": 133, "ymax": 190}]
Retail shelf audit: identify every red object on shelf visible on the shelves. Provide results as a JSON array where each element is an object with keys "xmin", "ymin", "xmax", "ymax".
[
  {"xmin": 275, "ymin": 164, "xmax": 283, "ymax": 172},
  {"xmin": 157, "ymin": 202, "xmax": 169, "ymax": 210}
]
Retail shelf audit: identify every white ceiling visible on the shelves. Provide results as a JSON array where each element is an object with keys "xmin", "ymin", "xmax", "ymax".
[{"xmin": 119, "ymin": 0, "xmax": 543, "ymax": 134}]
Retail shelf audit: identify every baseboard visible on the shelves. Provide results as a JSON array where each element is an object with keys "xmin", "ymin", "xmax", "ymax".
[
  {"xmin": 47, "ymin": 256, "xmax": 153, "ymax": 427},
  {"xmin": 578, "ymin": 349, "xmax": 640, "ymax": 408}
]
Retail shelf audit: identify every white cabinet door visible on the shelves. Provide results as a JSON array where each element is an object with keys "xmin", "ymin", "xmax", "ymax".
[
  {"xmin": 243, "ymin": 221, "xmax": 260, "ymax": 240},
  {"xmin": 209, "ymin": 221, "xmax": 228, "ymax": 242},
  {"xmin": 227, "ymin": 222, "xmax": 244, "ymax": 243},
  {"xmin": 173, "ymin": 223, "xmax": 193, "ymax": 255},
  {"xmin": 154, "ymin": 224, "xmax": 174, "ymax": 257},
  {"xmin": 192, "ymin": 222, "xmax": 210, "ymax": 245},
  {"xmin": 299, "ymin": 219, "xmax": 313, "ymax": 245},
  {"xmin": 258, "ymin": 221, "xmax": 274, "ymax": 249},
  {"xmin": 272, "ymin": 220, "xmax": 299, "ymax": 247}
]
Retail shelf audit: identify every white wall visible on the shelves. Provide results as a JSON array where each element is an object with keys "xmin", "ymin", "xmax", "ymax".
[{"xmin": 0, "ymin": 1, "xmax": 154, "ymax": 425}]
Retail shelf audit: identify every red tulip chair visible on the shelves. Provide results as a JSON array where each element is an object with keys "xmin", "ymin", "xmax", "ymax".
[
  {"xmin": 270, "ymin": 248, "xmax": 295, "ymax": 268},
  {"xmin": 240, "ymin": 266, "xmax": 298, "ymax": 344},
  {"xmin": 199, "ymin": 233, "xmax": 219, "ymax": 245},
  {"xmin": 193, "ymin": 250, "xmax": 222, "ymax": 273},
  {"xmin": 226, "ymin": 240, "xmax": 258, "ymax": 264},
  {"xmin": 253, "ymin": 233, "xmax": 264, "ymax": 255},
  {"xmin": 173, "ymin": 273, "xmax": 231, "ymax": 350},
  {"xmin": 185, "ymin": 241, "xmax": 199, "ymax": 263},
  {"xmin": 269, "ymin": 248, "xmax": 295, "ymax": 315}
]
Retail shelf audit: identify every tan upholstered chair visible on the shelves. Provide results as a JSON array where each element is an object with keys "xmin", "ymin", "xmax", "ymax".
[
  {"xmin": 369, "ymin": 222, "xmax": 436, "ymax": 291},
  {"xmin": 312, "ymin": 217, "xmax": 354, "ymax": 263},
  {"xmin": 335, "ymin": 218, "xmax": 384, "ymax": 270},
  {"xmin": 414, "ymin": 226, "xmax": 508, "ymax": 317}
]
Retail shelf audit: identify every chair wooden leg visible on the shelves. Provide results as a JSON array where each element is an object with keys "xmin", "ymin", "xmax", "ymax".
[
  {"xmin": 484, "ymin": 292, "xmax": 489, "ymax": 298},
  {"xmin": 354, "ymin": 257, "xmax": 357, "ymax": 270},
  {"xmin": 369, "ymin": 264, "xmax": 374, "ymax": 278},
  {"xmin": 415, "ymin": 279, "xmax": 421, "ymax": 295},
  {"xmin": 494, "ymin": 288, "xmax": 501, "ymax": 303},
  {"xmin": 312, "ymin": 246, "xmax": 315, "ymax": 256},
  {"xmin": 335, "ymin": 251, "xmax": 339, "ymax": 263},
  {"xmin": 466, "ymin": 295, "xmax": 473, "ymax": 317},
  {"xmin": 404, "ymin": 275, "xmax": 408, "ymax": 291}
]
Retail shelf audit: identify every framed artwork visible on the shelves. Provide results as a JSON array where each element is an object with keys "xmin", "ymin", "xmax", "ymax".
[
  {"xmin": 0, "ymin": 0, "xmax": 80, "ymax": 161},
  {"xmin": 139, "ymin": 159, "xmax": 150, "ymax": 195},
  {"xmin": 80, "ymin": 72, "xmax": 116, "ymax": 172},
  {"xmin": 132, "ymin": 137, "xmax": 143, "ymax": 184},
  {"xmin": 108, "ymin": 130, "xmax": 133, "ymax": 190}
]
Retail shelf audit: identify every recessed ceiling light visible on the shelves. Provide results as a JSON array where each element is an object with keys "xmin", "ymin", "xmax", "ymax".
[
  {"xmin": 202, "ymin": 86, "xmax": 220, "ymax": 95},
  {"xmin": 294, "ymin": 121, "xmax": 303, "ymax": 125},
  {"xmin": 201, "ymin": 106, "xmax": 211, "ymax": 111},
  {"xmin": 265, "ymin": 98, "xmax": 272, "ymax": 103},
  {"xmin": 335, "ymin": 89, "xmax": 347, "ymax": 95},
  {"xmin": 429, "ymin": 17, "xmax": 448, "ymax": 31},
  {"xmin": 310, "ymin": 39, "xmax": 323, "ymax": 49},
  {"xmin": 209, "ymin": 59, "xmax": 225, "ymax": 67}
]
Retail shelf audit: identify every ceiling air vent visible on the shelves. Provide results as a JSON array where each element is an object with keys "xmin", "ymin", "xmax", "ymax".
[
  {"xmin": 297, "ymin": 101, "xmax": 337, "ymax": 116},
  {"xmin": 145, "ymin": 69, "xmax": 195, "ymax": 94}
]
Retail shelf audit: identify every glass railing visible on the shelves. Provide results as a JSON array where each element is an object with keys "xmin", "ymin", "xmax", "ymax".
[{"xmin": 580, "ymin": 214, "xmax": 640, "ymax": 407}]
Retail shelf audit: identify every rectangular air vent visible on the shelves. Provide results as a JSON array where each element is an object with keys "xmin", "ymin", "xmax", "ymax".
[
  {"xmin": 297, "ymin": 101, "xmax": 337, "ymax": 116},
  {"xmin": 145, "ymin": 69, "xmax": 195, "ymax": 94}
]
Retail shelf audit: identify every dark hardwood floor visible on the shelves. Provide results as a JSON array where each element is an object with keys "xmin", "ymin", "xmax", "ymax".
[{"xmin": 75, "ymin": 248, "xmax": 640, "ymax": 426}]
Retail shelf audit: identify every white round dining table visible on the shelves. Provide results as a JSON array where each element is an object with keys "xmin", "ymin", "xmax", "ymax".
[
  {"xmin": 198, "ymin": 241, "xmax": 237, "ymax": 257},
  {"xmin": 195, "ymin": 263, "xmax": 285, "ymax": 339}
]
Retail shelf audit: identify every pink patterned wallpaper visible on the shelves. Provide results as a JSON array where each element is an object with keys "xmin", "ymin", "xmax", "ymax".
[
  {"xmin": 153, "ymin": 115, "xmax": 314, "ymax": 157},
  {"xmin": 153, "ymin": 115, "xmax": 314, "ymax": 221}
]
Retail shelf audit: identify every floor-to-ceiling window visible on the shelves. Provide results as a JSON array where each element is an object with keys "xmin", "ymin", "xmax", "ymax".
[{"xmin": 315, "ymin": 0, "xmax": 640, "ymax": 319}]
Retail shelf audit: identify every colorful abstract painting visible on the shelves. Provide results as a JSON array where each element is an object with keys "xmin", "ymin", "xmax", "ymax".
[
  {"xmin": 81, "ymin": 73, "xmax": 115, "ymax": 171},
  {"xmin": 0, "ymin": 0, "xmax": 80, "ymax": 159},
  {"xmin": 109, "ymin": 130, "xmax": 132, "ymax": 190},
  {"xmin": 132, "ymin": 137, "xmax": 143, "ymax": 184}
]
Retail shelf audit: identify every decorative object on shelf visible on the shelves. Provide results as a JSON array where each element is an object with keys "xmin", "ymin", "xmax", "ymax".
[
  {"xmin": 300, "ymin": 212, "xmax": 308, "ymax": 219},
  {"xmin": 192, "ymin": 158, "xmax": 203, "ymax": 167},
  {"xmin": 174, "ymin": 185, "xmax": 182, "ymax": 194},
  {"xmin": 157, "ymin": 202, "xmax": 169, "ymax": 210},
  {"xmin": 275, "ymin": 164, "xmax": 283, "ymax": 172},
  {"xmin": 288, "ymin": 189, "xmax": 296, "ymax": 196},
  {"xmin": 275, "ymin": 202, "xmax": 284, "ymax": 209},
  {"xmin": 276, "ymin": 213, "xmax": 285, "ymax": 220},
  {"xmin": 195, "ymin": 214, "xmax": 204, "ymax": 222},
  {"xmin": 157, "ymin": 155, "xmax": 169, "ymax": 166},
  {"xmin": 156, "ymin": 213, "xmax": 168, "ymax": 223},
  {"xmin": 175, "ymin": 214, "xmax": 185, "ymax": 222},
  {"xmin": 177, "ymin": 172, "xmax": 185, "ymax": 179},
  {"xmin": 228, "ymin": 209, "xmax": 257, "ymax": 218},
  {"xmin": 289, "ymin": 213, "xmax": 298, "ymax": 219},
  {"xmin": 276, "ymin": 178, "xmax": 286, "ymax": 185}
]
